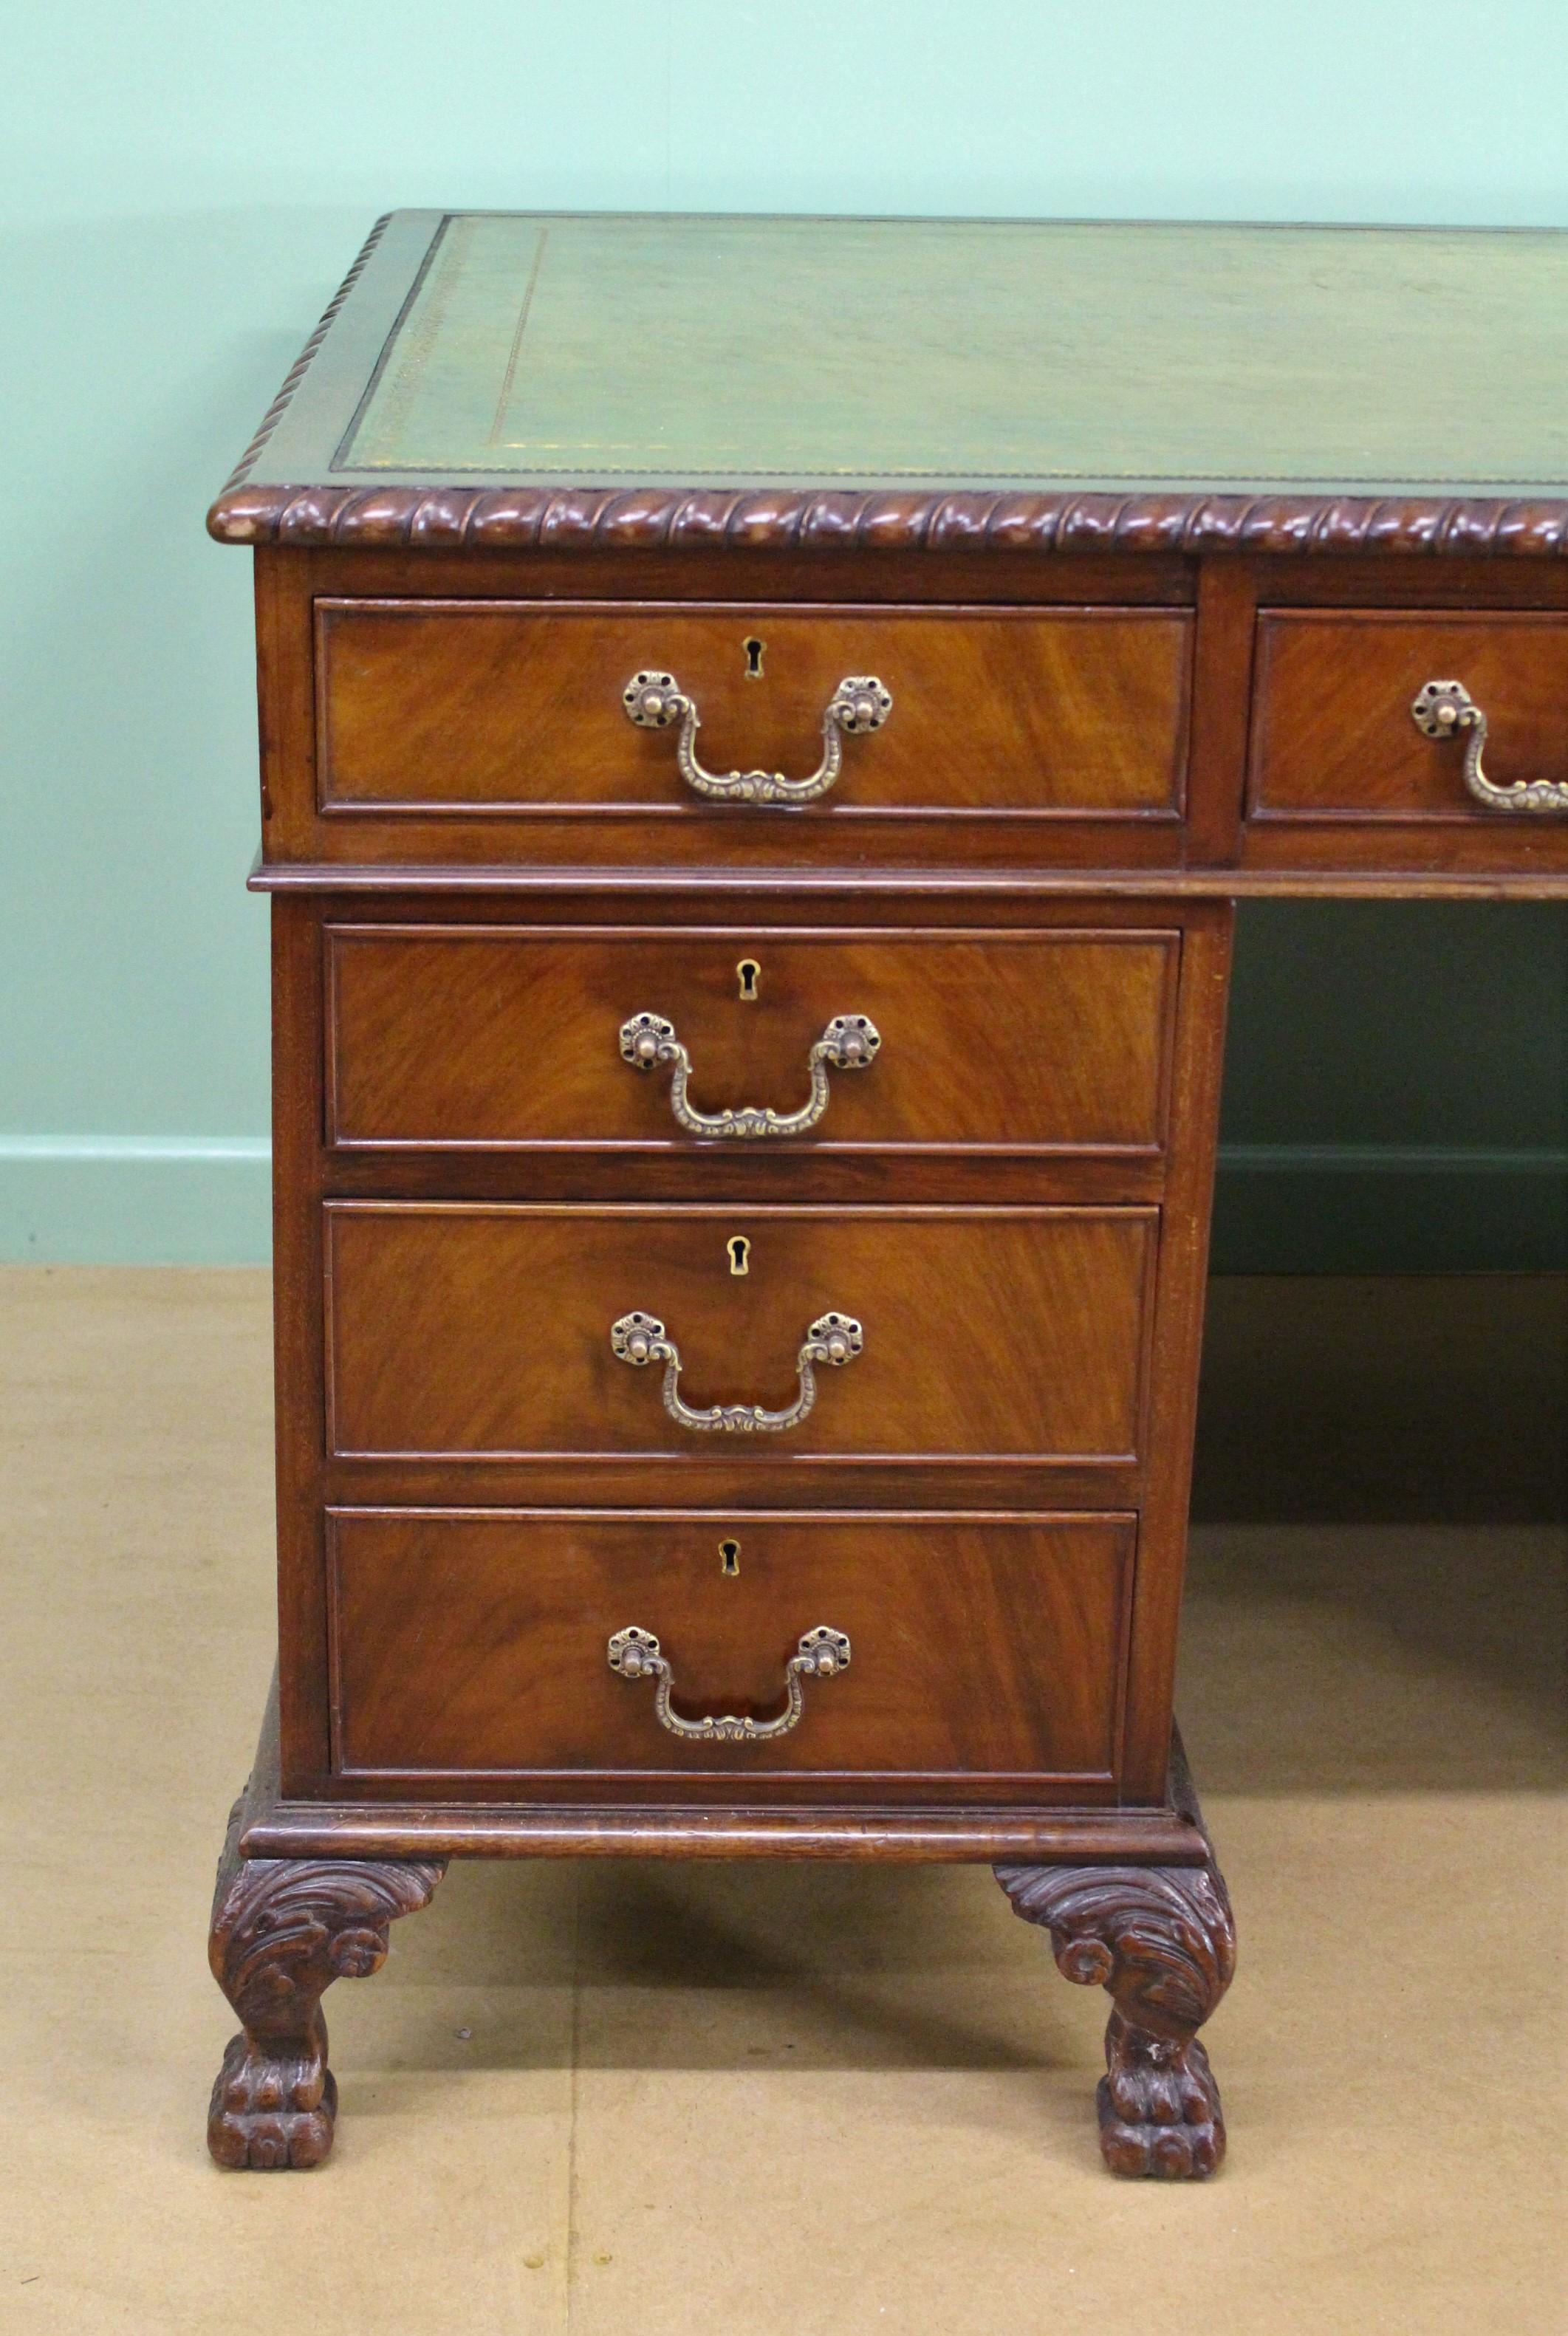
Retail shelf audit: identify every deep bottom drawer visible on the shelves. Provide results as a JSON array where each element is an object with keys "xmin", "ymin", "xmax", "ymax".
[{"xmin": 329, "ymin": 1507, "xmax": 1134, "ymax": 1789}]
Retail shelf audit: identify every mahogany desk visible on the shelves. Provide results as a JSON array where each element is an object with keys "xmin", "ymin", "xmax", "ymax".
[{"xmin": 204, "ymin": 213, "xmax": 1568, "ymax": 2177}]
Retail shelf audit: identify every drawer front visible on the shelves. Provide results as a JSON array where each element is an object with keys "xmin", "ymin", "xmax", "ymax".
[
  {"xmin": 324, "ymin": 1204, "xmax": 1154, "ymax": 1465},
  {"xmin": 328, "ymin": 1507, "xmax": 1134, "ymax": 1787},
  {"xmin": 325, "ymin": 925, "xmax": 1180, "ymax": 1156},
  {"xmin": 315, "ymin": 600, "xmax": 1191, "ymax": 823},
  {"xmin": 1250, "ymin": 610, "xmax": 1568, "ymax": 823}
]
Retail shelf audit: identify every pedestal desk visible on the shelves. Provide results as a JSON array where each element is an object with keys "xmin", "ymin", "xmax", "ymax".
[{"xmin": 204, "ymin": 213, "xmax": 1568, "ymax": 2177}]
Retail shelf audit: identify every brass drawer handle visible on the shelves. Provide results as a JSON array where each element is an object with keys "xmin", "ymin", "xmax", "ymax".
[
  {"xmin": 623, "ymin": 669, "xmax": 891, "ymax": 803},
  {"xmin": 620, "ymin": 1010, "xmax": 881, "ymax": 1137},
  {"xmin": 1411, "ymin": 679, "xmax": 1568, "ymax": 814},
  {"xmin": 607, "ymin": 1623, "xmax": 852, "ymax": 1741},
  {"xmin": 610, "ymin": 1308, "xmax": 863, "ymax": 1433}
]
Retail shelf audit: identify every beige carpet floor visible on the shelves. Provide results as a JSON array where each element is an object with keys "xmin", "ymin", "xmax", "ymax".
[{"xmin": 1, "ymin": 1269, "xmax": 1562, "ymax": 2335}]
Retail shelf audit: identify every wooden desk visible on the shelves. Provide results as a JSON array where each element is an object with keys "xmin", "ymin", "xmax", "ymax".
[{"xmin": 205, "ymin": 213, "xmax": 1568, "ymax": 2178}]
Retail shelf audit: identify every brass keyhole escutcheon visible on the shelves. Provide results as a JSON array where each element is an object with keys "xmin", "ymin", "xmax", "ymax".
[
  {"xmin": 719, "ymin": 1538, "xmax": 741, "ymax": 1577},
  {"xmin": 736, "ymin": 958, "xmax": 761, "ymax": 1001},
  {"xmin": 727, "ymin": 1235, "xmax": 750, "ymax": 1277},
  {"xmin": 743, "ymin": 636, "xmax": 765, "ymax": 679}
]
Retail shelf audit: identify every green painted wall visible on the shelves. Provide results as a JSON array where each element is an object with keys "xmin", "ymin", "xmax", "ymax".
[{"xmin": 3, "ymin": 2, "xmax": 1565, "ymax": 1265}]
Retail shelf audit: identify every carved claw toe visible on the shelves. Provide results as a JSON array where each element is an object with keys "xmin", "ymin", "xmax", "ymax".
[
  {"xmin": 1098, "ymin": 2020, "xmax": 1225, "ymax": 2179},
  {"xmin": 207, "ymin": 2027, "xmax": 338, "ymax": 2170}
]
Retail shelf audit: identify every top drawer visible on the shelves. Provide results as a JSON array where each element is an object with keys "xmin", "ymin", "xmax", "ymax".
[
  {"xmin": 310, "ymin": 600, "xmax": 1192, "ymax": 864},
  {"xmin": 1248, "ymin": 612, "xmax": 1568, "ymax": 860}
]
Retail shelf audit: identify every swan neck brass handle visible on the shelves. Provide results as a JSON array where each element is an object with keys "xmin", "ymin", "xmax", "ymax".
[
  {"xmin": 1412, "ymin": 679, "xmax": 1568, "ymax": 814},
  {"xmin": 620, "ymin": 1010, "xmax": 881, "ymax": 1137},
  {"xmin": 607, "ymin": 1624, "xmax": 851, "ymax": 1741},
  {"xmin": 610, "ymin": 1309, "xmax": 862, "ymax": 1434},
  {"xmin": 623, "ymin": 669, "xmax": 891, "ymax": 804}
]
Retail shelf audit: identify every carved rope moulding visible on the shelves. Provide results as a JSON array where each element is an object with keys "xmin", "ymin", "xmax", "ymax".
[{"xmin": 208, "ymin": 480, "xmax": 1568, "ymax": 556}]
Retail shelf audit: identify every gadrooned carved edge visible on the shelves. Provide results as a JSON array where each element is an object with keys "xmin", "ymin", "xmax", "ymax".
[
  {"xmin": 208, "ymin": 480, "xmax": 1568, "ymax": 555},
  {"xmin": 996, "ymin": 1860, "xmax": 1237, "ymax": 2179},
  {"xmin": 214, "ymin": 213, "xmax": 394, "ymax": 501},
  {"xmin": 207, "ymin": 1790, "xmax": 445, "ymax": 2168}
]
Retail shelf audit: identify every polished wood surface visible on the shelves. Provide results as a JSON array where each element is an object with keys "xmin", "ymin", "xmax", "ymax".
[
  {"xmin": 1250, "ymin": 609, "xmax": 1568, "ymax": 821},
  {"xmin": 233, "ymin": 1680, "xmax": 1215, "ymax": 1859},
  {"xmin": 258, "ymin": 544, "xmax": 1568, "ymax": 885},
  {"xmin": 323, "ymin": 1203, "xmax": 1155, "ymax": 1465},
  {"xmin": 315, "ymin": 599, "xmax": 1191, "ymax": 818},
  {"xmin": 273, "ymin": 890, "xmax": 1222, "ymax": 1779},
  {"xmin": 328, "ymin": 1508, "xmax": 1134, "ymax": 1787},
  {"xmin": 1116, "ymin": 905, "xmax": 1230, "ymax": 1795},
  {"xmin": 325, "ymin": 923, "xmax": 1179, "ymax": 1155},
  {"xmin": 259, "ymin": 549, "xmax": 1206, "ymax": 872}
]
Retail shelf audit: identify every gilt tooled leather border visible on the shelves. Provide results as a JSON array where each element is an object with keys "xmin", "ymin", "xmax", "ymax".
[
  {"xmin": 208, "ymin": 481, "xmax": 1568, "ymax": 556},
  {"xmin": 214, "ymin": 213, "xmax": 395, "ymax": 509}
]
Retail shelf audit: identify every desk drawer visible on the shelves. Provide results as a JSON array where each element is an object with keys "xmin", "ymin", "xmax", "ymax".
[
  {"xmin": 328, "ymin": 1507, "xmax": 1134, "ymax": 1787},
  {"xmin": 314, "ymin": 600, "xmax": 1191, "ymax": 826},
  {"xmin": 324, "ymin": 1203, "xmax": 1154, "ymax": 1465},
  {"xmin": 1250, "ymin": 611, "xmax": 1568, "ymax": 824},
  {"xmin": 325, "ymin": 925, "xmax": 1180, "ymax": 1157}
]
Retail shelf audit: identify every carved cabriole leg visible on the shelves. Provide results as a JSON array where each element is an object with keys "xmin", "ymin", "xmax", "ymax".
[
  {"xmin": 994, "ymin": 1858, "xmax": 1236, "ymax": 2179},
  {"xmin": 207, "ymin": 1793, "xmax": 446, "ymax": 2169}
]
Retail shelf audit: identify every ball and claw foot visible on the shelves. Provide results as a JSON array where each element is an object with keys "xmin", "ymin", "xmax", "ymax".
[
  {"xmin": 1099, "ymin": 2008, "xmax": 1225, "ymax": 2179},
  {"xmin": 206, "ymin": 1791, "xmax": 445, "ymax": 2170},
  {"xmin": 208, "ymin": 2019, "xmax": 338, "ymax": 2171},
  {"xmin": 995, "ymin": 1858, "xmax": 1236, "ymax": 2181}
]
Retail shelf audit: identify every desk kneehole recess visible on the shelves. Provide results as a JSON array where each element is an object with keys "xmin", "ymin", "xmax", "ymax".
[{"xmin": 204, "ymin": 209, "xmax": 1568, "ymax": 2180}]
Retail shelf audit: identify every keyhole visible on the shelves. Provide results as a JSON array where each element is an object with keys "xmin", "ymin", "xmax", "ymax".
[
  {"xmin": 727, "ymin": 1236, "xmax": 750, "ymax": 1276},
  {"xmin": 719, "ymin": 1538, "xmax": 741, "ymax": 1576},
  {"xmin": 736, "ymin": 958, "xmax": 761, "ymax": 1001},
  {"xmin": 743, "ymin": 636, "xmax": 765, "ymax": 679}
]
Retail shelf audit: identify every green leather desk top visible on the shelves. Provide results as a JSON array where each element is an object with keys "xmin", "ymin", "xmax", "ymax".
[
  {"xmin": 344, "ymin": 213, "xmax": 1568, "ymax": 488},
  {"xmin": 210, "ymin": 209, "xmax": 1568, "ymax": 548}
]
